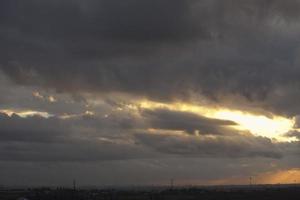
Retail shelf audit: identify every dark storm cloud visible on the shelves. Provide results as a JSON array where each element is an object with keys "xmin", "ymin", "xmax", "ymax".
[
  {"xmin": 0, "ymin": 109, "xmax": 285, "ymax": 162},
  {"xmin": 0, "ymin": 113, "xmax": 66, "ymax": 143},
  {"xmin": 142, "ymin": 108, "xmax": 236, "ymax": 135},
  {"xmin": 0, "ymin": 72, "xmax": 114, "ymax": 116},
  {"xmin": 0, "ymin": 0, "xmax": 299, "ymax": 158},
  {"xmin": 0, "ymin": 112, "xmax": 157, "ymax": 162},
  {"xmin": 0, "ymin": 140, "xmax": 152, "ymax": 162},
  {"xmin": 2, "ymin": 0, "xmax": 300, "ymax": 116},
  {"xmin": 0, "ymin": 0, "xmax": 199, "ymax": 41},
  {"xmin": 0, "ymin": 0, "xmax": 200, "ymax": 96},
  {"xmin": 135, "ymin": 132, "xmax": 283, "ymax": 159}
]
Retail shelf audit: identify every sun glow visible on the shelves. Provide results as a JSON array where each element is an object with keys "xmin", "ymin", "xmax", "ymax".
[
  {"xmin": 212, "ymin": 110, "xmax": 294, "ymax": 140},
  {"xmin": 258, "ymin": 169, "xmax": 300, "ymax": 184},
  {"xmin": 138, "ymin": 100, "xmax": 295, "ymax": 141},
  {"xmin": 195, "ymin": 168, "xmax": 300, "ymax": 186}
]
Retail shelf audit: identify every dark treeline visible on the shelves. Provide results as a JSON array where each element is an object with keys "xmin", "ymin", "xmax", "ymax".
[{"xmin": 1, "ymin": 185, "xmax": 300, "ymax": 200}]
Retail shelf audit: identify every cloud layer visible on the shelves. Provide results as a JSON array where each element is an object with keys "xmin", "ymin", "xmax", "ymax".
[
  {"xmin": 1, "ymin": 0, "xmax": 300, "ymax": 186},
  {"xmin": 2, "ymin": 0, "xmax": 300, "ymax": 115}
]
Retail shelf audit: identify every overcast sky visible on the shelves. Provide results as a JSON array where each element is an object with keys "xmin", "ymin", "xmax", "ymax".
[{"xmin": 1, "ymin": 0, "xmax": 300, "ymax": 187}]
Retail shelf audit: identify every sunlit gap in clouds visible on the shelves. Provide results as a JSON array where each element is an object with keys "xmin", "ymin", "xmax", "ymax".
[
  {"xmin": 0, "ymin": 109, "xmax": 53, "ymax": 118},
  {"xmin": 0, "ymin": 97, "xmax": 297, "ymax": 142},
  {"xmin": 137, "ymin": 100, "xmax": 296, "ymax": 142}
]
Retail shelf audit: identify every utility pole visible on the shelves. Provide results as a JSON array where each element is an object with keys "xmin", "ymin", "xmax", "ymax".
[
  {"xmin": 170, "ymin": 179, "xmax": 174, "ymax": 189},
  {"xmin": 73, "ymin": 179, "xmax": 76, "ymax": 191}
]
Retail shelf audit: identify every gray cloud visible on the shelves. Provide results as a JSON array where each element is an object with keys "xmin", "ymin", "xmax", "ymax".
[
  {"xmin": 142, "ymin": 108, "xmax": 237, "ymax": 135},
  {"xmin": 135, "ymin": 132, "xmax": 282, "ymax": 159},
  {"xmin": 284, "ymin": 131, "xmax": 300, "ymax": 140},
  {"xmin": 0, "ymin": 108, "xmax": 285, "ymax": 163},
  {"xmin": 0, "ymin": 112, "xmax": 156, "ymax": 162},
  {"xmin": 0, "ymin": 72, "xmax": 90, "ymax": 115},
  {"xmin": 0, "ymin": 113, "xmax": 66, "ymax": 143},
  {"xmin": 0, "ymin": 157, "xmax": 281, "ymax": 187},
  {"xmin": 293, "ymin": 115, "xmax": 300, "ymax": 128},
  {"xmin": 0, "ymin": 140, "xmax": 152, "ymax": 162},
  {"xmin": 1, "ymin": 1, "xmax": 300, "ymax": 115}
]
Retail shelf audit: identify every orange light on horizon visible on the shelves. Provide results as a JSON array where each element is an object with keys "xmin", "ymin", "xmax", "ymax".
[{"xmin": 258, "ymin": 169, "xmax": 300, "ymax": 185}]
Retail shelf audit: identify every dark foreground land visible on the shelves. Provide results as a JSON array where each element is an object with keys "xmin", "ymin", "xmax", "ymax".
[{"xmin": 1, "ymin": 185, "xmax": 300, "ymax": 200}]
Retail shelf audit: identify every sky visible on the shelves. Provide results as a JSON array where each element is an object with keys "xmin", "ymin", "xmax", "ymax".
[{"xmin": 0, "ymin": 0, "xmax": 300, "ymax": 187}]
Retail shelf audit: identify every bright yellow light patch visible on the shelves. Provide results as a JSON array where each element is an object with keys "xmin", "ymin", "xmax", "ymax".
[
  {"xmin": 212, "ymin": 110, "xmax": 294, "ymax": 140},
  {"xmin": 59, "ymin": 110, "xmax": 95, "ymax": 119},
  {"xmin": 48, "ymin": 96, "xmax": 57, "ymax": 103},
  {"xmin": 138, "ymin": 100, "xmax": 295, "ymax": 141},
  {"xmin": 0, "ymin": 109, "xmax": 52, "ymax": 118}
]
